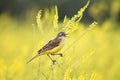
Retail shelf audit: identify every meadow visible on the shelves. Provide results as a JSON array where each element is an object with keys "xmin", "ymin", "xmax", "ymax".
[{"xmin": 0, "ymin": 2, "xmax": 120, "ymax": 80}]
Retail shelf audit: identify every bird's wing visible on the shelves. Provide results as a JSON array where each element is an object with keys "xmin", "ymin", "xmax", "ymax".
[
  {"xmin": 40, "ymin": 39, "xmax": 61, "ymax": 53},
  {"xmin": 27, "ymin": 39, "xmax": 61, "ymax": 64}
]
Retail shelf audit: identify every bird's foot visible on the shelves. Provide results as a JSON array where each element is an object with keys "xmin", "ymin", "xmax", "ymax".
[
  {"xmin": 52, "ymin": 60, "xmax": 56, "ymax": 65},
  {"xmin": 59, "ymin": 53, "xmax": 63, "ymax": 57}
]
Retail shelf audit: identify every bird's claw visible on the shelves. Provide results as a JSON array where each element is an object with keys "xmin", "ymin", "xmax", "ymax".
[
  {"xmin": 52, "ymin": 60, "xmax": 56, "ymax": 65},
  {"xmin": 59, "ymin": 53, "xmax": 63, "ymax": 57}
]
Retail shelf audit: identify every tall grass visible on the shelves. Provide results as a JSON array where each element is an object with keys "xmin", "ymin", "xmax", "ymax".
[{"xmin": 0, "ymin": 0, "xmax": 120, "ymax": 80}]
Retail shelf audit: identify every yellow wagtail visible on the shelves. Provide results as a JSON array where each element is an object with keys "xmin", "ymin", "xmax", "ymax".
[{"xmin": 27, "ymin": 32, "xmax": 67, "ymax": 64}]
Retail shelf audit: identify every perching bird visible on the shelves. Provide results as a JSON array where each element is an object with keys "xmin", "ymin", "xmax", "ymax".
[{"xmin": 27, "ymin": 32, "xmax": 67, "ymax": 64}]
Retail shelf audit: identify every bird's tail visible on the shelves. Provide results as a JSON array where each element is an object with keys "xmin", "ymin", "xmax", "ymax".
[{"xmin": 26, "ymin": 54, "xmax": 40, "ymax": 64}]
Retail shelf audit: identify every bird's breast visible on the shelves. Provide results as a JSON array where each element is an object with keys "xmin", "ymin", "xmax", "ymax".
[{"xmin": 45, "ymin": 38, "xmax": 66, "ymax": 54}]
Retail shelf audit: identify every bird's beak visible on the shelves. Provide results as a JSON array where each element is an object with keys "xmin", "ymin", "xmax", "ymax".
[{"xmin": 66, "ymin": 34, "xmax": 69, "ymax": 38}]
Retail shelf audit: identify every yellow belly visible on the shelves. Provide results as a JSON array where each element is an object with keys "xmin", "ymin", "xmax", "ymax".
[
  {"xmin": 42, "ymin": 37, "xmax": 66, "ymax": 55},
  {"xmin": 45, "ymin": 44, "xmax": 64, "ymax": 54}
]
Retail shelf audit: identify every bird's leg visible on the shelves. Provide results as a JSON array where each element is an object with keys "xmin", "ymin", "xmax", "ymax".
[
  {"xmin": 51, "ymin": 53, "xmax": 63, "ymax": 57},
  {"xmin": 47, "ymin": 54, "xmax": 56, "ymax": 64}
]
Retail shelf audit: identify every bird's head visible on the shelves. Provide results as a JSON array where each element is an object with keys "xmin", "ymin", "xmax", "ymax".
[{"xmin": 56, "ymin": 32, "xmax": 67, "ymax": 39}]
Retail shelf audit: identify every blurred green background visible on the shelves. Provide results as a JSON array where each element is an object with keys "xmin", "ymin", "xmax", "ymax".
[
  {"xmin": 0, "ymin": 0, "xmax": 120, "ymax": 80},
  {"xmin": 0, "ymin": 0, "xmax": 119, "ymax": 24}
]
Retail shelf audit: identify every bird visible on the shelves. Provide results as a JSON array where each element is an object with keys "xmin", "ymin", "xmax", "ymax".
[{"xmin": 26, "ymin": 32, "xmax": 67, "ymax": 64}]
